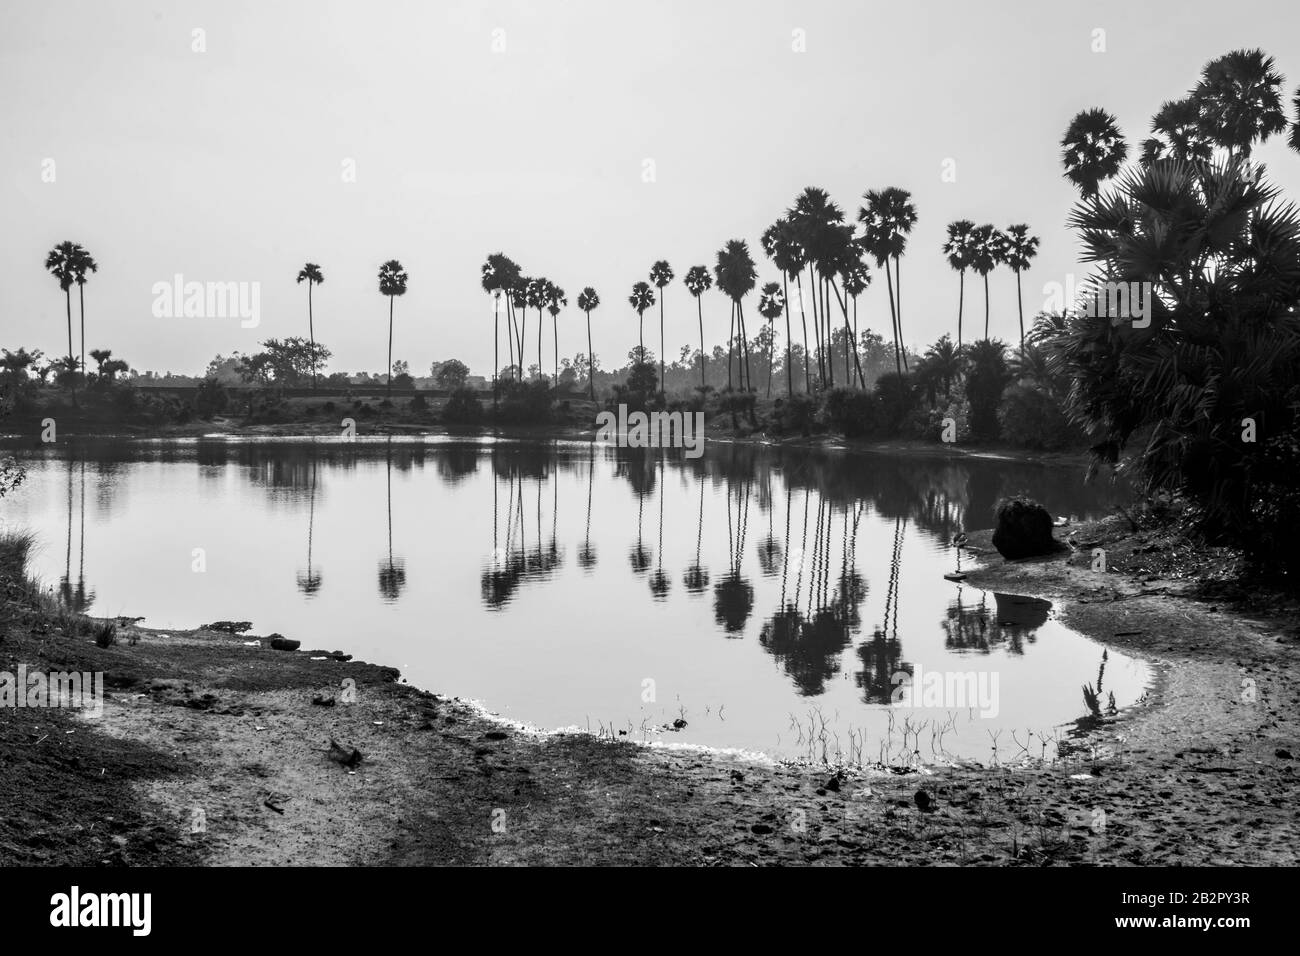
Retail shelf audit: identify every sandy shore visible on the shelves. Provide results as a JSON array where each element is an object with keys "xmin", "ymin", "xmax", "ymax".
[{"xmin": 3, "ymin": 510, "xmax": 1297, "ymax": 866}]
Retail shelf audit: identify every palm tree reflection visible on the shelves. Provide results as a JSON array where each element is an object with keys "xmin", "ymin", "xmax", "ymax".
[
  {"xmin": 377, "ymin": 440, "xmax": 406, "ymax": 602},
  {"xmin": 713, "ymin": 480, "xmax": 754, "ymax": 635},
  {"xmin": 296, "ymin": 458, "xmax": 323, "ymax": 596},
  {"xmin": 682, "ymin": 476, "xmax": 709, "ymax": 594},
  {"xmin": 649, "ymin": 457, "xmax": 670, "ymax": 600}
]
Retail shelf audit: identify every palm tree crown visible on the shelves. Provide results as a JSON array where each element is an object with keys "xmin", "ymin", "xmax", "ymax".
[
  {"xmin": 378, "ymin": 260, "xmax": 408, "ymax": 296},
  {"xmin": 1061, "ymin": 108, "xmax": 1129, "ymax": 197},
  {"xmin": 684, "ymin": 266, "xmax": 712, "ymax": 297},
  {"xmin": 577, "ymin": 287, "xmax": 600, "ymax": 312},
  {"xmin": 297, "ymin": 263, "xmax": 324, "ymax": 287},
  {"xmin": 1193, "ymin": 49, "xmax": 1287, "ymax": 156}
]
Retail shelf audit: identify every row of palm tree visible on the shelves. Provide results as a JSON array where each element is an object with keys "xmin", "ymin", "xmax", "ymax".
[
  {"xmin": 480, "ymin": 254, "xmax": 584, "ymax": 399},
  {"xmin": 941, "ymin": 222, "xmax": 1041, "ymax": 350},
  {"xmin": 42, "ymin": 241, "xmax": 98, "ymax": 406}
]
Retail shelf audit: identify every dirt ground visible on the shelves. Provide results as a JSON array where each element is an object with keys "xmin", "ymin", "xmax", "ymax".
[{"xmin": 2, "ymin": 511, "xmax": 1297, "ymax": 866}]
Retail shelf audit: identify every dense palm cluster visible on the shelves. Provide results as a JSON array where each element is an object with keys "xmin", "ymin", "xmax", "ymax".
[{"xmin": 1046, "ymin": 48, "xmax": 1300, "ymax": 569}]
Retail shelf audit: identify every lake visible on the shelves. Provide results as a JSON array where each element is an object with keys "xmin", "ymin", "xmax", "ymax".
[{"xmin": 0, "ymin": 436, "xmax": 1150, "ymax": 764}]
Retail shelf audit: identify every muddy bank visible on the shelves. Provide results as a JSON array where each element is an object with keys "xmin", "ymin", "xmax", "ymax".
[{"xmin": 3, "ymin": 510, "xmax": 1296, "ymax": 866}]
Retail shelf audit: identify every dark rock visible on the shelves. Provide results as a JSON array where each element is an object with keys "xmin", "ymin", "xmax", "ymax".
[
  {"xmin": 672, "ymin": 718, "xmax": 688, "ymax": 730},
  {"xmin": 311, "ymin": 694, "xmax": 336, "ymax": 707},
  {"xmin": 484, "ymin": 731, "xmax": 508, "ymax": 741},
  {"xmin": 1277, "ymin": 749, "xmax": 1293, "ymax": 760},
  {"xmin": 750, "ymin": 823, "xmax": 774, "ymax": 835},
  {"xmin": 914, "ymin": 789, "xmax": 935, "ymax": 812},
  {"xmin": 268, "ymin": 635, "xmax": 300, "ymax": 651},
  {"xmin": 991, "ymin": 496, "xmax": 1058, "ymax": 560},
  {"xmin": 326, "ymin": 738, "xmax": 363, "ymax": 769}
]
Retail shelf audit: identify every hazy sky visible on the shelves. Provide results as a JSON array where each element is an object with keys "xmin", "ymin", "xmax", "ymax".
[{"xmin": 3, "ymin": 0, "xmax": 1299, "ymax": 378}]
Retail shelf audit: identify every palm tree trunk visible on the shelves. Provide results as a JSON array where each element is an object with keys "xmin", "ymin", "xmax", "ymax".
[
  {"xmin": 386, "ymin": 295, "xmax": 394, "ymax": 401},
  {"xmin": 1016, "ymin": 269, "xmax": 1025, "ymax": 352},
  {"xmin": 957, "ymin": 269, "xmax": 965, "ymax": 350},
  {"xmin": 586, "ymin": 310, "xmax": 595, "ymax": 400},
  {"xmin": 506, "ymin": 301, "xmax": 516, "ymax": 380},
  {"xmin": 823, "ymin": 278, "xmax": 834, "ymax": 388},
  {"xmin": 639, "ymin": 313, "xmax": 645, "ymax": 356},
  {"xmin": 493, "ymin": 298, "xmax": 500, "ymax": 407},
  {"xmin": 883, "ymin": 261, "xmax": 901, "ymax": 376},
  {"xmin": 65, "ymin": 289, "xmax": 77, "ymax": 406},
  {"xmin": 830, "ymin": 279, "xmax": 866, "ymax": 388},
  {"xmin": 852, "ymin": 295, "xmax": 860, "ymax": 386},
  {"xmin": 696, "ymin": 296, "xmax": 706, "ymax": 391},
  {"xmin": 895, "ymin": 258, "xmax": 909, "ymax": 372},
  {"xmin": 78, "ymin": 283, "xmax": 86, "ymax": 392},
  {"xmin": 726, "ymin": 302, "xmax": 734, "ymax": 390},
  {"xmin": 537, "ymin": 307, "xmax": 543, "ymax": 381},
  {"xmin": 782, "ymin": 275, "xmax": 793, "ymax": 397},
  {"xmin": 983, "ymin": 273, "xmax": 990, "ymax": 340},
  {"xmin": 796, "ymin": 274, "xmax": 811, "ymax": 394},
  {"xmin": 658, "ymin": 298, "xmax": 665, "ymax": 396},
  {"xmin": 808, "ymin": 268, "xmax": 823, "ymax": 387},
  {"xmin": 519, "ymin": 309, "xmax": 527, "ymax": 377},
  {"xmin": 553, "ymin": 313, "xmax": 558, "ymax": 383},
  {"xmin": 765, "ymin": 309, "xmax": 774, "ymax": 398},
  {"xmin": 308, "ymin": 282, "xmax": 316, "ymax": 389},
  {"xmin": 739, "ymin": 300, "xmax": 754, "ymax": 394}
]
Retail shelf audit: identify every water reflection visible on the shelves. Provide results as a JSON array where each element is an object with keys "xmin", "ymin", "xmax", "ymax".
[{"xmin": 3, "ymin": 436, "xmax": 1147, "ymax": 762}]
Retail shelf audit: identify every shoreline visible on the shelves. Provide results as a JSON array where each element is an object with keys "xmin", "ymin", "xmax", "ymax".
[{"xmin": 5, "ymin": 504, "xmax": 1296, "ymax": 865}]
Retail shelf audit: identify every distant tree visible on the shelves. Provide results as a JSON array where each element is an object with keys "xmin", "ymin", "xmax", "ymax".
[
  {"xmin": 296, "ymin": 263, "xmax": 325, "ymax": 388},
  {"xmin": 378, "ymin": 260, "xmax": 409, "ymax": 400},
  {"xmin": 436, "ymin": 359, "xmax": 470, "ymax": 390},
  {"xmin": 44, "ymin": 241, "xmax": 83, "ymax": 405},
  {"xmin": 649, "ymin": 260, "xmax": 674, "ymax": 392},
  {"xmin": 576, "ymin": 287, "xmax": 600, "ymax": 399}
]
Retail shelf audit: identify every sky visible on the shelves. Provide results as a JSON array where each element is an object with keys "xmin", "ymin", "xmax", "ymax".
[{"xmin": 3, "ymin": 0, "xmax": 1299, "ymax": 379}]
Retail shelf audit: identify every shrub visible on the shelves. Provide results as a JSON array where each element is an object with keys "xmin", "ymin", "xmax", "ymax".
[
  {"xmin": 872, "ymin": 372, "xmax": 918, "ymax": 436},
  {"xmin": 998, "ymin": 382, "xmax": 1083, "ymax": 450},
  {"xmin": 93, "ymin": 621, "xmax": 117, "ymax": 648},
  {"xmin": 193, "ymin": 378, "xmax": 228, "ymax": 419},
  {"xmin": 770, "ymin": 394, "xmax": 819, "ymax": 437},
  {"xmin": 442, "ymin": 386, "xmax": 483, "ymax": 424},
  {"xmin": 409, "ymin": 393, "xmax": 429, "ymax": 413},
  {"xmin": 965, "ymin": 340, "xmax": 1010, "ymax": 440},
  {"xmin": 493, "ymin": 379, "xmax": 553, "ymax": 425},
  {"xmin": 824, "ymin": 387, "xmax": 878, "ymax": 438}
]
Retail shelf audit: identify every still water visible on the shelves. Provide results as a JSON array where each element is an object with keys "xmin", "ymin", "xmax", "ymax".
[{"xmin": 1, "ymin": 437, "xmax": 1149, "ymax": 764}]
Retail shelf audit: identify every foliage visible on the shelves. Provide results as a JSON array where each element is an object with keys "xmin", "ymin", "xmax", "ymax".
[
  {"xmin": 964, "ymin": 340, "xmax": 1010, "ymax": 440},
  {"xmin": 442, "ymin": 386, "xmax": 484, "ymax": 424}
]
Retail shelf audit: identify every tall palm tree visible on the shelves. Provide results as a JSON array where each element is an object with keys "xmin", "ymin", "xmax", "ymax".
[
  {"xmin": 44, "ymin": 241, "xmax": 81, "ymax": 406},
  {"xmin": 757, "ymin": 282, "xmax": 785, "ymax": 397},
  {"xmin": 649, "ymin": 260, "xmax": 673, "ymax": 393},
  {"xmin": 510, "ymin": 277, "xmax": 529, "ymax": 380},
  {"xmin": 713, "ymin": 240, "xmax": 757, "ymax": 392},
  {"xmin": 546, "ymin": 283, "xmax": 567, "ymax": 384},
  {"xmin": 628, "ymin": 281, "xmax": 655, "ymax": 365},
  {"xmin": 297, "ymin": 262, "xmax": 324, "ymax": 388},
  {"xmin": 683, "ymin": 266, "xmax": 712, "ymax": 391},
  {"xmin": 942, "ymin": 220, "xmax": 977, "ymax": 349},
  {"xmin": 1002, "ymin": 225, "xmax": 1041, "ymax": 351},
  {"xmin": 1142, "ymin": 97, "xmax": 1215, "ymax": 164},
  {"xmin": 839, "ymin": 256, "xmax": 870, "ymax": 387},
  {"xmin": 1061, "ymin": 108, "xmax": 1128, "ymax": 197},
  {"xmin": 481, "ymin": 254, "xmax": 505, "ymax": 396},
  {"xmin": 1192, "ymin": 49, "xmax": 1287, "ymax": 158},
  {"xmin": 576, "ymin": 287, "xmax": 600, "ymax": 399},
  {"xmin": 71, "ymin": 246, "xmax": 97, "ymax": 388},
  {"xmin": 526, "ymin": 277, "xmax": 548, "ymax": 379},
  {"xmin": 968, "ymin": 225, "xmax": 1006, "ymax": 341},
  {"xmin": 377, "ymin": 260, "xmax": 408, "ymax": 401},
  {"xmin": 761, "ymin": 218, "xmax": 809, "ymax": 395},
  {"xmin": 788, "ymin": 188, "xmax": 845, "ymax": 388},
  {"xmin": 859, "ymin": 188, "xmax": 917, "ymax": 375}
]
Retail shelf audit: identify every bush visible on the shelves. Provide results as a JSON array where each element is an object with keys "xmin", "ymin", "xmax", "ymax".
[
  {"xmin": 771, "ymin": 394, "xmax": 819, "ymax": 437},
  {"xmin": 824, "ymin": 387, "xmax": 878, "ymax": 438},
  {"xmin": 998, "ymin": 382, "xmax": 1082, "ymax": 450},
  {"xmin": 409, "ymin": 393, "xmax": 429, "ymax": 413},
  {"xmin": 872, "ymin": 373, "xmax": 918, "ymax": 436},
  {"xmin": 493, "ymin": 379, "xmax": 553, "ymax": 425},
  {"xmin": 965, "ymin": 341, "xmax": 1010, "ymax": 440},
  {"xmin": 193, "ymin": 378, "xmax": 228, "ymax": 419},
  {"xmin": 442, "ymin": 386, "xmax": 483, "ymax": 424}
]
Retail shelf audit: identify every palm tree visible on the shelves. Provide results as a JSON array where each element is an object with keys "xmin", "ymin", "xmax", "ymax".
[
  {"xmin": 71, "ymin": 246, "xmax": 97, "ymax": 387},
  {"xmin": 44, "ymin": 241, "xmax": 81, "ymax": 406},
  {"xmin": 757, "ymin": 282, "xmax": 785, "ymax": 397},
  {"xmin": 713, "ymin": 240, "xmax": 757, "ymax": 391},
  {"xmin": 1192, "ymin": 49, "xmax": 1287, "ymax": 158},
  {"xmin": 761, "ymin": 218, "xmax": 809, "ymax": 395},
  {"xmin": 968, "ymin": 225, "xmax": 1005, "ymax": 340},
  {"xmin": 628, "ymin": 281, "xmax": 655, "ymax": 364},
  {"xmin": 377, "ymin": 260, "xmax": 408, "ymax": 401},
  {"xmin": 942, "ymin": 220, "xmax": 977, "ymax": 349},
  {"xmin": 576, "ymin": 287, "xmax": 600, "ymax": 399},
  {"xmin": 788, "ymin": 188, "xmax": 845, "ymax": 387},
  {"xmin": 526, "ymin": 277, "xmax": 548, "ymax": 379},
  {"xmin": 296, "ymin": 262, "xmax": 324, "ymax": 388},
  {"xmin": 859, "ymin": 188, "xmax": 917, "ymax": 376},
  {"xmin": 683, "ymin": 266, "xmax": 712, "ymax": 391},
  {"xmin": 924, "ymin": 335, "xmax": 962, "ymax": 399},
  {"xmin": 839, "ymin": 256, "xmax": 870, "ymax": 387},
  {"xmin": 1290, "ymin": 86, "xmax": 1300, "ymax": 154},
  {"xmin": 481, "ymin": 254, "xmax": 505, "ymax": 397},
  {"xmin": 649, "ymin": 260, "xmax": 673, "ymax": 393},
  {"xmin": 510, "ymin": 276, "xmax": 529, "ymax": 379},
  {"xmin": 546, "ymin": 283, "xmax": 567, "ymax": 384},
  {"xmin": 1061, "ymin": 108, "xmax": 1128, "ymax": 197},
  {"xmin": 1142, "ymin": 97, "xmax": 1214, "ymax": 163},
  {"xmin": 1002, "ymin": 225, "xmax": 1041, "ymax": 351}
]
